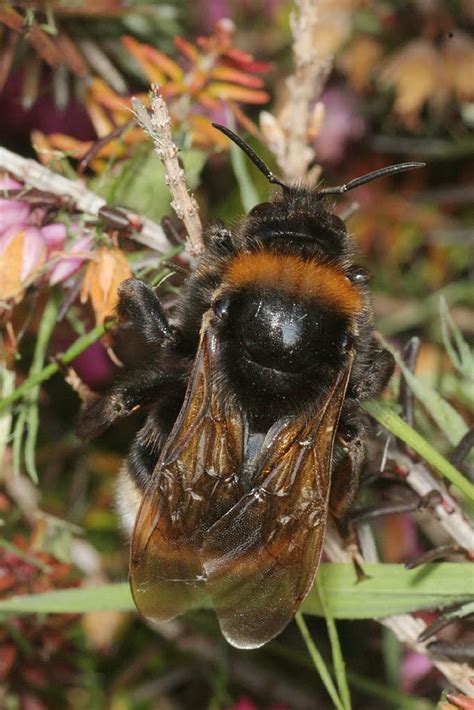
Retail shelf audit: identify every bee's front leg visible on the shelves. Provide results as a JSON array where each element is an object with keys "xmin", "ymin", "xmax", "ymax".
[{"xmin": 117, "ymin": 278, "xmax": 175, "ymax": 342}]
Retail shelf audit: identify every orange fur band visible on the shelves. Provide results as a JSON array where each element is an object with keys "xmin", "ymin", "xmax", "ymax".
[{"xmin": 225, "ymin": 252, "xmax": 362, "ymax": 315}]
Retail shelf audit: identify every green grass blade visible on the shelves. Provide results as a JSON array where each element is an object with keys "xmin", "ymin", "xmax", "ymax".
[
  {"xmin": 439, "ymin": 297, "xmax": 474, "ymax": 382},
  {"xmin": 0, "ymin": 365, "xmax": 15, "ymax": 475},
  {"xmin": 0, "ymin": 321, "xmax": 113, "ymax": 415},
  {"xmin": 317, "ymin": 584, "xmax": 352, "ymax": 710},
  {"xmin": 362, "ymin": 399, "xmax": 474, "ymax": 501},
  {"xmin": 229, "ymin": 138, "xmax": 260, "ymax": 212},
  {"xmin": 24, "ymin": 293, "xmax": 60, "ymax": 481},
  {"xmin": 384, "ymin": 339, "xmax": 469, "ymax": 448},
  {"xmin": 0, "ymin": 582, "xmax": 134, "ymax": 614},
  {"xmin": 0, "ymin": 563, "xmax": 471, "ymax": 619},
  {"xmin": 295, "ymin": 612, "xmax": 345, "ymax": 710}
]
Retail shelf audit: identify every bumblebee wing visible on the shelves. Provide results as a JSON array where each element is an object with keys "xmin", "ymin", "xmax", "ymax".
[
  {"xmin": 202, "ymin": 356, "xmax": 353, "ymax": 649},
  {"xmin": 130, "ymin": 325, "xmax": 246, "ymax": 623}
]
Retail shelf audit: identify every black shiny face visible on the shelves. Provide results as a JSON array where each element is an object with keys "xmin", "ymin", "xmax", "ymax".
[{"xmin": 214, "ymin": 287, "xmax": 351, "ymax": 374}]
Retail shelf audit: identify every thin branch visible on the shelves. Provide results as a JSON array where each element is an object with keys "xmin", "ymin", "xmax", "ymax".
[
  {"xmin": 0, "ymin": 322, "xmax": 114, "ymax": 415},
  {"xmin": 259, "ymin": 0, "xmax": 339, "ymax": 182},
  {"xmin": 132, "ymin": 85, "xmax": 204, "ymax": 257},
  {"xmin": 0, "ymin": 146, "xmax": 170, "ymax": 253},
  {"xmin": 392, "ymin": 451, "xmax": 473, "ymax": 552}
]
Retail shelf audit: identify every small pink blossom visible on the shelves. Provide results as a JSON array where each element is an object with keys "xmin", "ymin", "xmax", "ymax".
[
  {"xmin": 49, "ymin": 233, "xmax": 93, "ymax": 285},
  {"xmin": 0, "ymin": 225, "xmax": 46, "ymax": 281},
  {"xmin": 0, "ymin": 175, "xmax": 92, "ymax": 296},
  {"xmin": 400, "ymin": 649, "xmax": 433, "ymax": 693},
  {"xmin": 40, "ymin": 223, "xmax": 67, "ymax": 252},
  {"xmin": 0, "ymin": 199, "xmax": 30, "ymax": 236},
  {"xmin": 0, "ymin": 176, "xmax": 22, "ymax": 190}
]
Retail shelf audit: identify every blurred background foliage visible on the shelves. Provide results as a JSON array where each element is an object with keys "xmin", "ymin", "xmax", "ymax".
[{"xmin": 0, "ymin": 1, "xmax": 473, "ymax": 708}]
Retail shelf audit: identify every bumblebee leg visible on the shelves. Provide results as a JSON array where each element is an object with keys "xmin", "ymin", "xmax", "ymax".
[
  {"xmin": 349, "ymin": 342, "xmax": 394, "ymax": 401},
  {"xmin": 75, "ymin": 366, "xmax": 182, "ymax": 440},
  {"xmin": 330, "ymin": 425, "xmax": 365, "ymax": 520},
  {"xmin": 117, "ymin": 278, "xmax": 175, "ymax": 342}
]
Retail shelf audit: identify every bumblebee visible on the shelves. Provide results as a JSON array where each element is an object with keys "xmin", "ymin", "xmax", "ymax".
[{"xmin": 77, "ymin": 125, "xmax": 423, "ymax": 649}]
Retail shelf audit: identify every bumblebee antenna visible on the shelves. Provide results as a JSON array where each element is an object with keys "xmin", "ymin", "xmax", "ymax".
[
  {"xmin": 319, "ymin": 162, "xmax": 425, "ymax": 195},
  {"xmin": 212, "ymin": 123, "xmax": 288, "ymax": 191}
]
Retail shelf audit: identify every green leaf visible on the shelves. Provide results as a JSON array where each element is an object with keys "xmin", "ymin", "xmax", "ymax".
[
  {"xmin": 363, "ymin": 399, "xmax": 474, "ymax": 501},
  {"xmin": 383, "ymin": 337, "xmax": 469, "ymax": 448},
  {"xmin": 96, "ymin": 147, "xmax": 206, "ymax": 223},
  {"xmin": 317, "ymin": 584, "xmax": 351, "ymax": 710},
  {"xmin": 24, "ymin": 293, "xmax": 60, "ymax": 482},
  {"xmin": 229, "ymin": 138, "xmax": 260, "ymax": 212},
  {"xmin": 439, "ymin": 296, "xmax": 474, "ymax": 382},
  {"xmin": 0, "ymin": 563, "xmax": 471, "ymax": 618},
  {"xmin": 296, "ymin": 612, "xmax": 345, "ymax": 710},
  {"xmin": 0, "ymin": 365, "xmax": 15, "ymax": 476}
]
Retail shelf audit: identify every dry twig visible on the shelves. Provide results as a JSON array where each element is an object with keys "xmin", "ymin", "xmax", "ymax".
[
  {"xmin": 132, "ymin": 85, "xmax": 204, "ymax": 257},
  {"xmin": 0, "ymin": 146, "xmax": 170, "ymax": 253},
  {"xmin": 260, "ymin": 0, "xmax": 351, "ymax": 182}
]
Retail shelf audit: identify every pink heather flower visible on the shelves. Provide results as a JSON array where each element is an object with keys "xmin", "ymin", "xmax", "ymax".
[
  {"xmin": 0, "ymin": 176, "xmax": 22, "ymax": 190},
  {"xmin": 224, "ymin": 699, "xmax": 257, "ymax": 710},
  {"xmin": 0, "ymin": 225, "xmax": 47, "ymax": 282},
  {"xmin": 400, "ymin": 649, "xmax": 433, "ymax": 693},
  {"xmin": 0, "ymin": 174, "xmax": 92, "ymax": 295},
  {"xmin": 40, "ymin": 223, "xmax": 67, "ymax": 252},
  {"xmin": 49, "ymin": 233, "xmax": 93, "ymax": 286},
  {"xmin": 0, "ymin": 176, "xmax": 30, "ymax": 236}
]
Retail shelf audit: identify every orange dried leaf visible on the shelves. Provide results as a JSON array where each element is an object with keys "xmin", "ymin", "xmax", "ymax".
[
  {"xmin": 84, "ymin": 96, "xmax": 116, "ymax": 137},
  {"xmin": 80, "ymin": 246, "xmax": 132, "ymax": 324},
  {"xmin": 141, "ymin": 44, "xmax": 184, "ymax": 82},
  {"xmin": 0, "ymin": 231, "xmax": 46, "ymax": 302},
  {"xmin": 174, "ymin": 35, "xmax": 199, "ymax": 62},
  {"xmin": 380, "ymin": 40, "xmax": 448, "ymax": 126},
  {"xmin": 0, "ymin": 231, "xmax": 26, "ymax": 301},
  {"xmin": 339, "ymin": 36, "xmax": 382, "ymax": 92},
  {"xmin": 206, "ymin": 82, "xmax": 269, "ymax": 104},
  {"xmin": 0, "ymin": 7, "xmax": 24, "ymax": 31},
  {"xmin": 121, "ymin": 35, "xmax": 166, "ymax": 84},
  {"xmin": 27, "ymin": 25, "xmax": 62, "ymax": 68},
  {"xmin": 442, "ymin": 31, "xmax": 474, "ymax": 101},
  {"xmin": 56, "ymin": 33, "xmax": 89, "ymax": 77},
  {"xmin": 210, "ymin": 65, "xmax": 264, "ymax": 89}
]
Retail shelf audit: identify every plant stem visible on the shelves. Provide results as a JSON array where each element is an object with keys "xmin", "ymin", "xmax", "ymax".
[
  {"xmin": 295, "ymin": 611, "xmax": 345, "ymax": 710},
  {"xmin": 0, "ymin": 321, "xmax": 114, "ymax": 415}
]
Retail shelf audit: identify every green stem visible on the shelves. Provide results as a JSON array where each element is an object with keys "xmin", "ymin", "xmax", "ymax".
[
  {"xmin": 24, "ymin": 294, "xmax": 60, "ymax": 481},
  {"xmin": 362, "ymin": 399, "xmax": 474, "ymax": 501},
  {"xmin": 317, "ymin": 585, "xmax": 352, "ymax": 710},
  {"xmin": 295, "ymin": 612, "xmax": 345, "ymax": 710},
  {"xmin": 0, "ymin": 321, "xmax": 114, "ymax": 415}
]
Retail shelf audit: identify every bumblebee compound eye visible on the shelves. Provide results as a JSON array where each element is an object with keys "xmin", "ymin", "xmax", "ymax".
[{"xmin": 212, "ymin": 295, "xmax": 231, "ymax": 321}]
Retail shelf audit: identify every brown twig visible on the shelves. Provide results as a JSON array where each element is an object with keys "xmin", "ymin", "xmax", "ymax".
[
  {"xmin": 260, "ymin": 0, "xmax": 337, "ymax": 182},
  {"xmin": 132, "ymin": 85, "xmax": 204, "ymax": 258}
]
